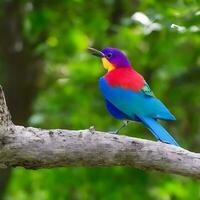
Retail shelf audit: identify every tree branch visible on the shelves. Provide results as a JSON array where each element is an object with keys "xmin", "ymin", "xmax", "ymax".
[{"xmin": 0, "ymin": 86, "xmax": 200, "ymax": 178}]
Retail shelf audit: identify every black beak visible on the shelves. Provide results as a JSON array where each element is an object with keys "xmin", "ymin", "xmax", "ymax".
[{"xmin": 88, "ymin": 47, "xmax": 105, "ymax": 57}]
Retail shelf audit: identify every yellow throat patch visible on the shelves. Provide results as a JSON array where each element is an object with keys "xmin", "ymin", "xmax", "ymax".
[{"xmin": 102, "ymin": 58, "xmax": 115, "ymax": 72}]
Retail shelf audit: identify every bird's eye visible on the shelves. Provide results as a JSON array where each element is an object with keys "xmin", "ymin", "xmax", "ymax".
[{"xmin": 107, "ymin": 53, "xmax": 112, "ymax": 58}]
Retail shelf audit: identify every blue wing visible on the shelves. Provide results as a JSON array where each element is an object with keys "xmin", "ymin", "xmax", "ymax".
[{"xmin": 99, "ymin": 77, "xmax": 175, "ymax": 121}]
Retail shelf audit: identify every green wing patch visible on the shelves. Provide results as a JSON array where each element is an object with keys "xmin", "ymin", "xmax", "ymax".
[{"xmin": 141, "ymin": 81, "xmax": 155, "ymax": 97}]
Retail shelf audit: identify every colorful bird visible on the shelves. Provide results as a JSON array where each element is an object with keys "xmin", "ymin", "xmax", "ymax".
[{"xmin": 89, "ymin": 47, "xmax": 179, "ymax": 147}]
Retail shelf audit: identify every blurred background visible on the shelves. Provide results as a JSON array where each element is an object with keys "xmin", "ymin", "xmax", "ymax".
[{"xmin": 0, "ymin": 0, "xmax": 200, "ymax": 199}]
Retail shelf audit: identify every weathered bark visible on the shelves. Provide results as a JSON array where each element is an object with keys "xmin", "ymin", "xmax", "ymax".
[{"xmin": 0, "ymin": 86, "xmax": 200, "ymax": 179}]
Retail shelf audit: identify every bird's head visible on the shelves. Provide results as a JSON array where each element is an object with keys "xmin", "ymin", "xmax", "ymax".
[{"xmin": 88, "ymin": 47, "xmax": 131, "ymax": 72}]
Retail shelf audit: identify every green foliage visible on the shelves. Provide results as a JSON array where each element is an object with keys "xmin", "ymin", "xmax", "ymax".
[{"xmin": 1, "ymin": 0, "xmax": 200, "ymax": 199}]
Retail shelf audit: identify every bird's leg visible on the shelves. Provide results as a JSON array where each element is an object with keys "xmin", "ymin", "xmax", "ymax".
[{"xmin": 114, "ymin": 120, "xmax": 129, "ymax": 134}]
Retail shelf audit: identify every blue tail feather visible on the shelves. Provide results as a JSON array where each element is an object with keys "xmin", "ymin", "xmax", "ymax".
[{"xmin": 137, "ymin": 115, "xmax": 180, "ymax": 147}]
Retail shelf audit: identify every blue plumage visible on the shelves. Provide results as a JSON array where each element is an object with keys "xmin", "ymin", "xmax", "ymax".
[
  {"xmin": 99, "ymin": 77, "xmax": 179, "ymax": 146},
  {"xmin": 105, "ymin": 100, "xmax": 132, "ymax": 120},
  {"xmin": 99, "ymin": 78, "xmax": 175, "ymax": 121}
]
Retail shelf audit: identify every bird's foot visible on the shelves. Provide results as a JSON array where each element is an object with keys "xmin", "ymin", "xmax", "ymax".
[
  {"xmin": 89, "ymin": 126, "xmax": 96, "ymax": 134},
  {"xmin": 108, "ymin": 120, "xmax": 129, "ymax": 135}
]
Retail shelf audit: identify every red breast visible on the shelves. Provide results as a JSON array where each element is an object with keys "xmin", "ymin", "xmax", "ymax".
[{"xmin": 104, "ymin": 67, "xmax": 144, "ymax": 91}]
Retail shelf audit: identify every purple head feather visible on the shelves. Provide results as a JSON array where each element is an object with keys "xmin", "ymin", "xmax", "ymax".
[{"xmin": 101, "ymin": 47, "xmax": 131, "ymax": 68}]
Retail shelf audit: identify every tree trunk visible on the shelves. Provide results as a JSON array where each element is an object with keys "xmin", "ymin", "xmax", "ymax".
[{"xmin": 0, "ymin": 1, "xmax": 43, "ymax": 198}]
